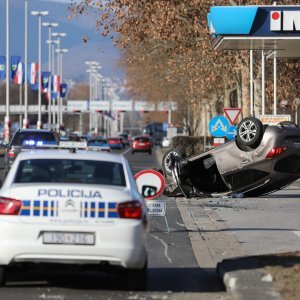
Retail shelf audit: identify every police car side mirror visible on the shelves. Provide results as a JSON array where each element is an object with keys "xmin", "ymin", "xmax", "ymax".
[{"xmin": 141, "ymin": 185, "xmax": 157, "ymax": 198}]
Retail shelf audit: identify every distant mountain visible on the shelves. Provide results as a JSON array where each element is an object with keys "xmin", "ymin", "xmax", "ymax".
[{"xmin": 0, "ymin": 0, "xmax": 123, "ymax": 81}]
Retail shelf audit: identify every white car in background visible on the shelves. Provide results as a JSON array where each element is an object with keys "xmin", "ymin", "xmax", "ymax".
[
  {"xmin": 161, "ymin": 137, "xmax": 170, "ymax": 148},
  {"xmin": 0, "ymin": 148, "xmax": 149, "ymax": 290}
]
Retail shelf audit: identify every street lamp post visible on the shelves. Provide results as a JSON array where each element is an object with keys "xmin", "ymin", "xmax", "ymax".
[
  {"xmin": 55, "ymin": 48, "xmax": 68, "ymax": 128},
  {"xmin": 43, "ymin": 22, "xmax": 58, "ymax": 129},
  {"xmin": 31, "ymin": 10, "xmax": 49, "ymax": 129},
  {"xmin": 85, "ymin": 61, "xmax": 100, "ymax": 134},
  {"xmin": 23, "ymin": 0, "xmax": 28, "ymax": 129},
  {"xmin": 47, "ymin": 39, "xmax": 58, "ymax": 127},
  {"xmin": 5, "ymin": 0, "xmax": 10, "ymax": 144},
  {"xmin": 52, "ymin": 32, "xmax": 66, "ymax": 129}
]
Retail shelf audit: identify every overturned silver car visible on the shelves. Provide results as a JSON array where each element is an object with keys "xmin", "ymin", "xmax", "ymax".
[{"xmin": 161, "ymin": 117, "xmax": 300, "ymax": 198}]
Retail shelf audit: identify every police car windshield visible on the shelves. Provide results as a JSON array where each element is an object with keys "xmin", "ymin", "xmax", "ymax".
[
  {"xmin": 14, "ymin": 159, "xmax": 126, "ymax": 186},
  {"xmin": 11, "ymin": 132, "xmax": 57, "ymax": 146}
]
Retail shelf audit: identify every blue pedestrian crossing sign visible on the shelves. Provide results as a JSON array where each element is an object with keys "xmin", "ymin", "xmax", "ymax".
[{"xmin": 209, "ymin": 116, "xmax": 230, "ymax": 138}]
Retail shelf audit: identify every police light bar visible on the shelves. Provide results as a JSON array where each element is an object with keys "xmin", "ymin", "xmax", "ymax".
[{"xmin": 23, "ymin": 140, "xmax": 46, "ymax": 146}]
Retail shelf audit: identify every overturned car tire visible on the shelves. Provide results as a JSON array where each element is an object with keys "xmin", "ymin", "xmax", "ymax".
[
  {"xmin": 237, "ymin": 117, "xmax": 264, "ymax": 149},
  {"xmin": 162, "ymin": 148, "xmax": 182, "ymax": 176}
]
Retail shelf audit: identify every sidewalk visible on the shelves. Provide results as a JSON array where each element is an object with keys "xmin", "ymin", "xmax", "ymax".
[{"xmin": 218, "ymin": 257, "xmax": 281, "ymax": 300}]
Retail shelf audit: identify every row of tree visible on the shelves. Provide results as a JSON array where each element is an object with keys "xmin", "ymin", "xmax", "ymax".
[{"xmin": 70, "ymin": 0, "xmax": 300, "ymax": 135}]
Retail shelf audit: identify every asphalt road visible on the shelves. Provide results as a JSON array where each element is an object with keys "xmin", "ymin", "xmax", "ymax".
[{"xmin": 0, "ymin": 148, "xmax": 228, "ymax": 300}]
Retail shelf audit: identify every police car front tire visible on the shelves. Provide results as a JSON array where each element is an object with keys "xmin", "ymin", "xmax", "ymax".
[
  {"xmin": 0, "ymin": 266, "xmax": 6, "ymax": 286},
  {"xmin": 126, "ymin": 262, "xmax": 147, "ymax": 291}
]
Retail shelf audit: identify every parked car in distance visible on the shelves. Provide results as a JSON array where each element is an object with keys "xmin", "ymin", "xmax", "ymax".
[
  {"xmin": 4, "ymin": 129, "xmax": 60, "ymax": 176},
  {"xmin": 68, "ymin": 134, "xmax": 81, "ymax": 142},
  {"xmin": 119, "ymin": 133, "xmax": 131, "ymax": 146},
  {"xmin": 108, "ymin": 137, "xmax": 124, "ymax": 150},
  {"xmin": 0, "ymin": 139, "xmax": 6, "ymax": 156},
  {"xmin": 132, "ymin": 136, "xmax": 152, "ymax": 155},
  {"xmin": 161, "ymin": 137, "xmax": 170, "ymax": 148},
  {"xmin": 87, "ymin": 138, "xmax": 111, "ymax": 152}
]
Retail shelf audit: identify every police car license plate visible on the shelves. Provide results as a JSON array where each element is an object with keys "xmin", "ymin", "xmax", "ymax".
[{"xmin": 43, "ymin": 232, "xmax": 95, "ymax": 245}]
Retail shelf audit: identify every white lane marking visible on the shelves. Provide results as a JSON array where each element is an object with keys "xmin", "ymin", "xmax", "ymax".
[
  {"xmin": 39, "ymin": 294, "xmax": 65, "ymax": 300},
  {"xmin": 151, "ymin": 234, "xmax": 173, "ymax": 264},
  {"xmin": 176, "ymin": 222, "xmax": 186, "ymax": 228},
  {"xmin": 121, "ymin": 148, "xmax": 132, "ymax": 156},
  {"xmin": 293, "ymin": 231, "xmax": 300, "ymax": 238}
]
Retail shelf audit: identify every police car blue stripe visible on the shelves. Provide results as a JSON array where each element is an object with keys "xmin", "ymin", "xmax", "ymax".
[
  {"xmin": 33, "ymin": 200, "xmax": 40, "ymax": 217},
  {"xmin": 20, "ymin": 200, "xmax": 31, "ymax": 216},
  {"xmin": 98, "ymin": 202, "xmax": 105, "ymax": 218},
  {"xmin": 43, "ymin": 201, "xmax": 48, "ymax": 217},
  {"xmin": 84, "ymin": 202, "xmax": 88, "ymax": 218},
  {"xmin": 91, "ymin": 202, "xmax": 95, "ymax": 218},
  {"xmin": 108, "ymin": 202, "xmax": 118, "ymax": 218},
  {"xmin": 51, "ymin": 201, "xmax": 54, "ymax": 217}
]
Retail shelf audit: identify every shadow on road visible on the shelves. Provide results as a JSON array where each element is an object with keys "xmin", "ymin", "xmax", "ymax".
[{"xmin": 4, "ymin": 266, "xmax": 224, "ymax": 293}]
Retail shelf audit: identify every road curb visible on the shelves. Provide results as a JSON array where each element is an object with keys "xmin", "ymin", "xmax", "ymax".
[{"xmin": 217, "ymin": 257, "xmax": 281, "ymax": 300}]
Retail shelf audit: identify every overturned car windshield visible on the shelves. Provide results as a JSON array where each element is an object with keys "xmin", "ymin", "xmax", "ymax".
[{"xmin": 14, "ymin": 159, "xmax": 126, "ymax": 186}]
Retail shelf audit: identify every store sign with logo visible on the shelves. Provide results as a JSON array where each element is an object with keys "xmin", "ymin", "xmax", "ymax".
[{"xmin": 270, "ymin": 11, "xmax": 300, "ymax": 31}]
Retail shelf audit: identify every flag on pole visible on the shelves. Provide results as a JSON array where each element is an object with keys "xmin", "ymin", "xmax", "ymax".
[
  {"xmin": 52, "ymin": 75, "xmax": 60, "ymax": 93},
  {"xmin": 28, "ymin": 63, "xmax": 38, "ymax": 84},
  {"xmin": 60, "ymin": 83, "xmax": 68, "ymax": 98},
  {"xmin": 51, "ymin": 92, "xmax": 58, "ymax": 100},
  {"xmin": 11, "ymin": 56, "xmax": 21, "ymax": 79},
  {"xmin": 14, "ymin": 63, "xmax": 25, "ymax": 84},
  {"xmin": 30, "ymin": 83, "xmax": 39, "ymax": 91},
  {"xmin": 0, "ymin": 56, "xmax": 6, "ymax": 80},
  {"xmin": 41, "ymin": 71, "xmax": 51, "ymax": 93}
]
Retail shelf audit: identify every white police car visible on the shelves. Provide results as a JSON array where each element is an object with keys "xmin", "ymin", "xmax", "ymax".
[{"xmin": 0, "ymin": 147, "xmax": 149, "ymax": 290}]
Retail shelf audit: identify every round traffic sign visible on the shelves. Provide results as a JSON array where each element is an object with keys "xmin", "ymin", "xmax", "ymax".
[
  {"xmin": 134, "ymin": 169, "xmax": 165, "ymax": 200},
  {"xmin": 208, "ymin": 116, "xmax": 230, "ymax": 138}
]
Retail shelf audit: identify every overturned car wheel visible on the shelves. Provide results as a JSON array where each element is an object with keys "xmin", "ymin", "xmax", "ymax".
[
  {"xmin": 162, "ymin": 148, "xmax": 182, "ymax": 176},
  {"xmin": 237, "ymin": 117, "xmax": 264, "ymax": 149}
]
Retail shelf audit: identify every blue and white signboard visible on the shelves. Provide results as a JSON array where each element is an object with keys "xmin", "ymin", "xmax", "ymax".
[
  {"xmin": 209, "ymin": 116, "xmax": 230, "ymax": 138},
  {"xmin": 226, "ymin": 125, "xmax": 237, "ymax": 141},
  {"xmin": 208, "ymin": 6, "xmax": 300, "ymax": 37}
]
